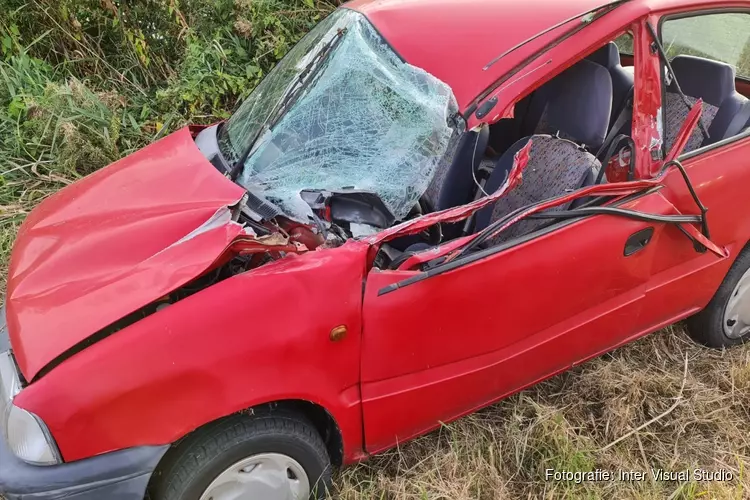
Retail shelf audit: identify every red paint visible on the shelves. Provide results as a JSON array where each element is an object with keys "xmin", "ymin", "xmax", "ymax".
[
  {"xmin": 736, "ymin": 78, "xmax": 750, "ymax": 98},
  {"xmin": 360, "ymin": 190, "xmax": 713, "ymax": 452},
  {"xmin": 631, "ymin": 16, "xmax": 665, "ymax": 178},
  {"xmin": 605, "ymin": 147, "xmax": 632, "ymax": 182},
  {"xmin": 367, "ymin": 139, "xmax": 531, "ymax": 246},
  {"xmin": 466, "ymin": 175, "xmax": 725, "ymax": 258},
  {"xmin": 347, "ymin": 0, "xmax": 613, "ymax": 111},
  {"xmin": 278, "ymin": 219, "xmax": 325, "ymax": 250},
  {"xmin": 6, "ymin": 0, "xmax": 750, "ymax": 473},
  {"xmin": 14, "ymin": 241, "xmax": 370, "ymax": 462},
  {"xmin": 6, "ymin": 127, "xmax": 246, "ymax": 380}
]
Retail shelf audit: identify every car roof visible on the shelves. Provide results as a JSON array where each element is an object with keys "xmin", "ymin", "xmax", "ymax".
[{"xmin": 346, "ymin": 0, "xmax": 631, "ymax": 110}]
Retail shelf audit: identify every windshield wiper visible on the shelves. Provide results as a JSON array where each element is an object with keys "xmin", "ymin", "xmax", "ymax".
[
  {"xmin": 645, "ymin": 21, "xmax": 711, "ymax": 142},
  {"xmin": 229, "ymin": 27, "xmax": 348, "ymax": 181}
]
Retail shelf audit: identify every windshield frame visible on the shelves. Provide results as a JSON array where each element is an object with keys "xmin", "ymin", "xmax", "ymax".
[
  {"xmin": 217, "ymin": 10, "xmax": 353, "ymax": 167},
  {"xmin": 218, "ymin": 9, "xmax": 460, "ymax": 224}
]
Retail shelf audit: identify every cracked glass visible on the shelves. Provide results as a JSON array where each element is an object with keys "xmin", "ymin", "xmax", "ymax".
[{"xmin": 219, "ymin": 9, "xmax": 458, "ymax": 222}]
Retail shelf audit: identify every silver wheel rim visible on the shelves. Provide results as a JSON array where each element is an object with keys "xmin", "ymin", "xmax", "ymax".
[
  {"xmin": 723, "ymin": 267, "xmax": 750, "ymax": 339},
  {"xmin": 199, "ymin": 453, "xmax": 309, "ymax": 500}
]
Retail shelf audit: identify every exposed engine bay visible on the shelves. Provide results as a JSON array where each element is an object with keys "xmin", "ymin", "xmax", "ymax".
[{"xmin": 194, "ymin": 123, "xmax": 442, "ymax": 274}]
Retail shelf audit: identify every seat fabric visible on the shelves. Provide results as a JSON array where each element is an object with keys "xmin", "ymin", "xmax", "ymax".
[
  {"xmin": 424, "ymin": 124, "xmax": 490, "ymax": 212},
  {"xmin": 474, "ymin": 59, "xmax": 612, "ymax": 244},
  {"xmin": 665, "ymin": 55, "xmax": 749, "ymax": 153},
  {"xmin": 530, "ymin": 62, "xmax": 613, "ymax": 151},
  {"xmin": 586, "ymin": 42, "xmax": 634, "ymax": 132},
  {"xmin": 474, "ymin": 136, "xmax": 600, "ymax": 241}
]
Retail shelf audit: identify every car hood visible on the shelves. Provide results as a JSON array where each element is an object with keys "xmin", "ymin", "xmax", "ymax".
[{"xmin": 6, "ymin": 127, "xmax": 247, "ymax": 380}]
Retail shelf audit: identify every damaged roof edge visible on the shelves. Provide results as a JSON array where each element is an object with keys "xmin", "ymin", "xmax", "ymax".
[
  {"xmin": 465, "ymin": 0, "xmax": 631, "ymax": 119},
  {"xmin": 481, "ymin": 0, "xmax": 631, "ymax": 71}
]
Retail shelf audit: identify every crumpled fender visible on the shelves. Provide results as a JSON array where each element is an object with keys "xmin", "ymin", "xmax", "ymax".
[{"xmin": 13, "ymin": 240, "xmax": 370, "ymax": 464}]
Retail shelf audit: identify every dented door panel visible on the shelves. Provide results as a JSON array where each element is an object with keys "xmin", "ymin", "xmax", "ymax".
[
  {"xmin": 360, "ymin": 190, "xmax": 686, "ymax": 454},
  {"xmin": 632, "ymin": 16, "xmax": 665, "ymax": 178},
  {"xmin": 637, "ymin": 133, "xmax": 750, "ymax": 332}
]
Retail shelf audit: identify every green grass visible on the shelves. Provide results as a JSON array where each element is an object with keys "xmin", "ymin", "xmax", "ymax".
[
  {"xmin": 2, "ymin": 2, "xmax": 750, "ymax": 499},
  {"xmin": 0, "ymin": 0, "xmax": 338, "ymax": 290}
]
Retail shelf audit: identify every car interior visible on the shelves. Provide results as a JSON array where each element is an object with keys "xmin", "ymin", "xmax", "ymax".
[{"xmin": 387, "ymin": 33, "xmax": 750, "ymax": 264}]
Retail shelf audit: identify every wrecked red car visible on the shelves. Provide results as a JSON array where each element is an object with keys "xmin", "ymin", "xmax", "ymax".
[{"xmin": 3, "ymin": 0, "xmax": 750, "ymax": 498}]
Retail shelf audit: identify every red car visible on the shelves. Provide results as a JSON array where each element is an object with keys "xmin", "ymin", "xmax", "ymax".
[{"xmin": 2, "ymin": 0, "xmax": 750, "ymax": 498}]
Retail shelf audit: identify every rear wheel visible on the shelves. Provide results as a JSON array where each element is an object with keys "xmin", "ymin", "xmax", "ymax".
[
  {"xmin": 149, "ymin": 411, "xmax": 332, "ymax": 500},
  {"xmin": 687, "ymin": 248, "xmax": 750, "ymax": 348}
]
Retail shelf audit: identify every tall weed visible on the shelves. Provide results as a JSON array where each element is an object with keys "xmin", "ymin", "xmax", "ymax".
[
  {"xmin": 0, "ymin": 0, "xmax": 337, "ymax": 279},
  {"xmin": 0, "ymin": 0, "xmax": 337, "ymax": 209}
]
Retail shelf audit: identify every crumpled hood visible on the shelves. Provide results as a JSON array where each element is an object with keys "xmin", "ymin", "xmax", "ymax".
[{"xmin": 6, "ymin": 127, "xmax": 246, "ymax": 380}]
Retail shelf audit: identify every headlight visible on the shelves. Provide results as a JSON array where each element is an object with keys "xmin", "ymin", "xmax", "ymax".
[
  {"xmin": 1, "ymin": 350, "xmax": 61, "ymax": 465},
  {"xmin": 6, "ymin": 405, "xmax": 61, "ymax": 464}
]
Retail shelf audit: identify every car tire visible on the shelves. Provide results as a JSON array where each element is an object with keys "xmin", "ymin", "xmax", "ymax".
[
  {"xmin": 686, "ymin": 247, "xmax": 750, "ymax": 348},
  {"xmin": 148, "ymin": 410, "xmax": 332, "ymax": 500}
]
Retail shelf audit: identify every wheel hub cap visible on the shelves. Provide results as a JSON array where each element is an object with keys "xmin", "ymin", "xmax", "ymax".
[
  {"xmin": 724, "ymin": 268, "xmax": 750, "ymax": 339},
  {"xmin": 199, "ymin": 453, "xmax": 309, "ymax": 500}
]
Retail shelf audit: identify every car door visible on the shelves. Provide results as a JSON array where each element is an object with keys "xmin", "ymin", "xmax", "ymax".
[
  {"xmin": 356, "ymin": 21, "xmax": 670, "ymax": 455},
  {"xmin": 633, "ymin": 9, "xmax": 750, "ymax": 336},
  {"xmin": 359, "ymin": 188, "xmax": 680, "ymax": 454}
]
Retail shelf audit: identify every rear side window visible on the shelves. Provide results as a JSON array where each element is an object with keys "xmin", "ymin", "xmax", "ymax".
[
  {"xmin": 614, "ymin": 33, "xmax": 633, "ymax": 55},
  {"xmin": 661, "ymin": 12, "xmax": 750, "ymax": 79}
]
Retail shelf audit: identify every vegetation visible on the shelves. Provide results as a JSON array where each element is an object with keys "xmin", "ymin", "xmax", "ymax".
[
  {"xmin": 0, "ymin": 0, "xmax": 337, "ymax": 266},
  {"xmin": 1, "ymin": 2, "xmax": 749, "ymax": 499}
]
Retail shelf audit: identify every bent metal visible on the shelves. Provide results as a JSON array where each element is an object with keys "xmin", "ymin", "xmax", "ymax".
[{"xmin": 3, "ymin": 0, "xmax": 750, "ymax": 499}]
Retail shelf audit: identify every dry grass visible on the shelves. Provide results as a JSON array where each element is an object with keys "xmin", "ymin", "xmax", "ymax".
[{"xmin": 334, "ymin": 327, "xmax": 750, "ymax": 499}]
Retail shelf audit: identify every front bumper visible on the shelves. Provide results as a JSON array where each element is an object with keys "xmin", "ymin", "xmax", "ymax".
[
  {"xmin": 0, "ymin": 315, "xmax": 169, "ymax": 499},
  {"xmin": 0, "ymin": 441, "xmax": 169, "ymax": 500}
]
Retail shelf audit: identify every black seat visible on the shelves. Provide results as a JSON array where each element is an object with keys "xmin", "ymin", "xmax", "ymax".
[
  {"xmin": 490, "ymin": 42, "xmax": 632, "ymax": 155},
  {"xmin": 423, "ymin": 125, "xmax": 490, "ymax": 211},
  {"xmin": 474, "ymin": 59, "xmax": 613, "ymax": 243},
  {"xmin": 586, "ymin": 42, "xmax": 634, "ymax": 136},
  {"xmin": 665, "ymin": 55, "xmax": 750, "ymax": 153}
]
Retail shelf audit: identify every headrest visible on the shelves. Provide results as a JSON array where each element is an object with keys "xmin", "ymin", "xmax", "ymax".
[
  {"xmin": 670, "ymin": 55, "xmax": 736, "ymax": 107},
  {"xmin": 545, "ymin": 59, "xmax": 613, "ymax": 150},
  {"xmin": 587, "ymin": 42, "xmax": 621, "ymax": 69}
]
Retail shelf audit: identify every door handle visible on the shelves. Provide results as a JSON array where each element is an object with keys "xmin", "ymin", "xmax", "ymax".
[{"xmin": 624, "ymin": 227, "xmax": 654, "ymax": 256}]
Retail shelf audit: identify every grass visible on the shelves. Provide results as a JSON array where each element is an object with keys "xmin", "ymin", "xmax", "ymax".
[
  {"xmin": 332, "ymin": 327, "xmax": 750, "ymax": 499},
  {"xmin": 2, "ymin": 1, "xmax": 750, "ymax": 499}
]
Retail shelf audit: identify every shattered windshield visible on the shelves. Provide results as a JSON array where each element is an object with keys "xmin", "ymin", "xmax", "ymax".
[{"xmin": 218, "ymin": 9, "xmax": 458, "ymax": 222}]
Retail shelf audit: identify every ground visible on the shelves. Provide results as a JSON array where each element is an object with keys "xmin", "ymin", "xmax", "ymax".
[
  {"xmin": 1, "ymin": 1, "xmax": 749, "ymax": 499},
  {"xmin": 335, "ymin": 328, "xmax": 750, "ymax": 499}
]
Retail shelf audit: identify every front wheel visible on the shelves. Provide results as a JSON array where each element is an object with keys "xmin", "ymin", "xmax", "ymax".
[
  {"xmin": 149, "ymin": 411, "xmax": 332, "ymax": 500},
  {"xmin": 687, "ymin": 247, "xmax": 750, "ymax": 348}
]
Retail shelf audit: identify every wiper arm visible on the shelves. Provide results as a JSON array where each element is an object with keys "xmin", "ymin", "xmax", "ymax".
[
  {"xmin": 266, "ymin": 28, "xmax": 347, "ymax": 130},
  {"xmin": 229, "ymin": 27, "xmax": 347, "ymax": 181},
  {"xmin": 645, "ymin": 21, "xmax": 711, "ymax": 141}
]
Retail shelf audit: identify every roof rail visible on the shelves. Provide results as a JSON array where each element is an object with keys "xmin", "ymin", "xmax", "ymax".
[{"xmin": 482, "ymin": 0, "xmax": 631, "ymax": 71}]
